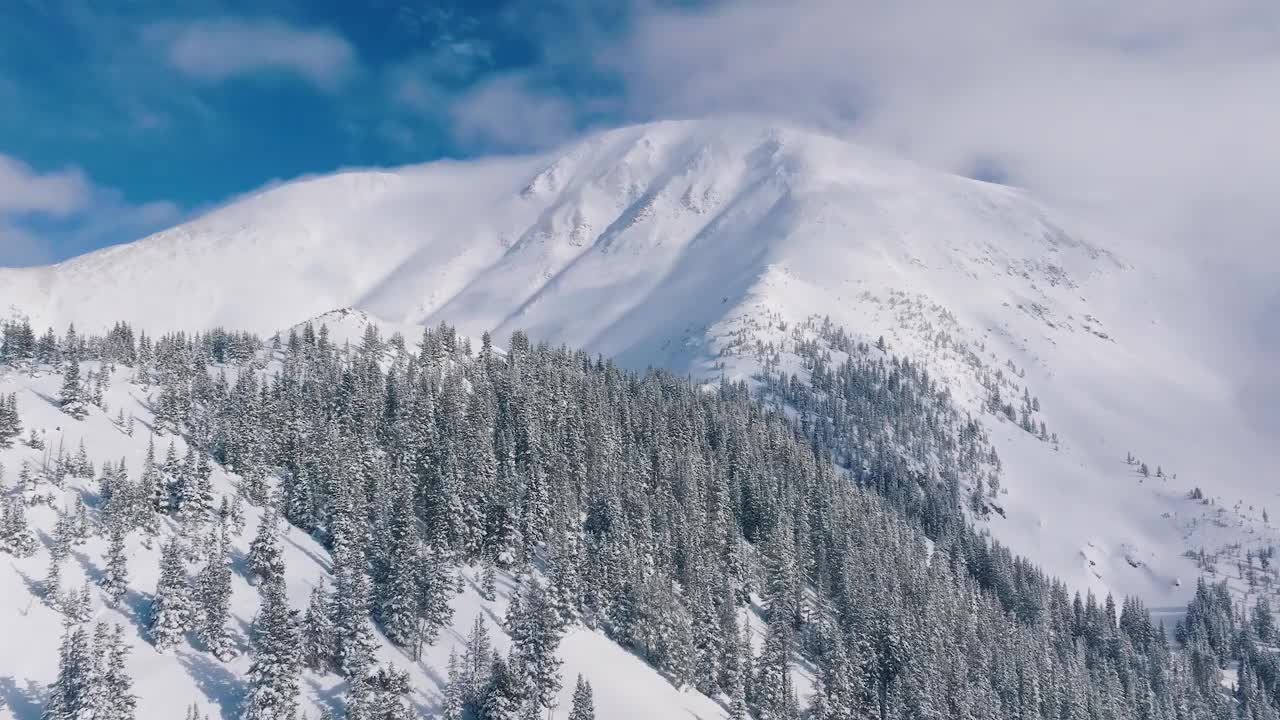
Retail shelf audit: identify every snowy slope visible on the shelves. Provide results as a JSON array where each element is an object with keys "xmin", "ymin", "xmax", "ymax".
[
  {"xmin": 0, "ymin": 117, "xmax": 1271, "ymax": 610},
  {"xmin": 0, "ymin": 359, "xmax": 740, "ymax": 720}
]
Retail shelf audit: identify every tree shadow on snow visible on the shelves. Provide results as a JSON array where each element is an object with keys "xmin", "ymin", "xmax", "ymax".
[
  {"xmin": 0, "ymin": 675, "xmax": 45, "ymax": 720},
  {"xmin": 71, "ymin": 549, "xmax": 104, "ymax": 584},
  {"xmin": 28, "ymin": 388, "xmax": 60, "ymax": 411},
  {"xmin": 305, "ymin": 677, "xmax": 346, "ymax": 719},
  {"xmin": 176, "ymin": 650, "xmax": 241, "ymax": 720},
  {"xmin": 112, "ymin": 587, "xmax": 152, "ymax": 633},
  {"xmin": 12, "ymin": 567, "xmax": 45, "ymax": 609},
  {"xmin": 281, "ymin": 530, "xmax": 332, "ymax": 575}
]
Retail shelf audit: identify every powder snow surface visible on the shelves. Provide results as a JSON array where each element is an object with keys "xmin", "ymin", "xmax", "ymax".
[
  {"xmin": 1, "ymin": 119, "xmax": 1275, "ymax": 710},
  {"xmin": 0, "ymin": 361, "xmax": 746, "ymax": 719}
]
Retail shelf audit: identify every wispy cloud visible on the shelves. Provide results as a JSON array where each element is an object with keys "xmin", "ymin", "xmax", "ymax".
[
  {"xmin": 615, "ymin": 1, "xmax": 1280, "ymax": 258},
  {"xmin": 609, "ymin": 0, "xmax": 1280, "ymax": 436},
  {"xmin": 0, "ymin": 152, "xmax": 179, "ymax": 267},
  {"xmin": 449, "ymin": 73, "xmax": 576, "ymax": 151},
  {"xmin": 0, "ymin": 155, "xmax": 92, "ymax": 216},
  {"xmin": 0, "ymin": 225, "xmax": 54, "ymax": 267},
  {"xmin": 151, "ymin": 18, "xmax": 356, "ymax": 90}
]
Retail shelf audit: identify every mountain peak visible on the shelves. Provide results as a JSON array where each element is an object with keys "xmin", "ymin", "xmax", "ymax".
[{"xmin": 0, "ymin": 116, "xmax": 1265, "ymax": 610}]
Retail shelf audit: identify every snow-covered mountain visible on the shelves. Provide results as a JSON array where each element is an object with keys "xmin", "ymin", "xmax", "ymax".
[
  {"xmin": 0, "ymin": 359, "xmax": 744, "ymax": 720},
  {"xmin": 1, "ymin": 117, "xmax": 1271, "ymax": 610}
]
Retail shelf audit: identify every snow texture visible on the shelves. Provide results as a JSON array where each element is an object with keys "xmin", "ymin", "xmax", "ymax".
[{"xmin": 1, "ymin": 117, "xmax": 1273, "ymax": 669}]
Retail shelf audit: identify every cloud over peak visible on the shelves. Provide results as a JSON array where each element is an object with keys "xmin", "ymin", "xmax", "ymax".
[{"xmin": 154, "ymin": 18, "xmax": 356, "ymax": 90}]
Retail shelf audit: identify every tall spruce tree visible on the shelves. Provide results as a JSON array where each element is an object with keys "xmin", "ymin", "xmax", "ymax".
[
  {"xmin": 42, "ymin": 623, "xmax": 95, "ymax": 720},
  {"xmin": 100, "ymin": 624, "xmax": 137, "ymax": 720},
  {"xmin": 505, "ymin": 578, "xmax": 564, "ymax": 712},
  {"xmin": 568, "ymin": 674, "xmax": 595, "ymax": 720},
  {"xmin": 196, "ymin": 527, "xmax": 235, "ymax": 660},
  {"xmin": 247, "ymin": 510, "xmax": 284, "ymax": 586},
  {"xmin": 301, "ymin": 579, "xmax": 337, "ymax": 674},
  {"xmin": 240, "ymin": 578, "xmax": 301, "ymax": 720},
  {"xmin": 59, "ymin": 326, "xmax": 87, "ymax": 420},
  {"xmin": 100, "ymin": 525, "xmax": 129, "ymax": 606},
  {"xmin": 149, "ymin": 538, "xmax": 194, "ymax": 651}
]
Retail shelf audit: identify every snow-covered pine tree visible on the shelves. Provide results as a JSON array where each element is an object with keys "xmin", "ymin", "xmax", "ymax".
[
  {"xmin": 370, "ymin": 665, "xmax": 414, "ymax": 720},
  {"xmin": 196, "ymin": 526, "xmax": 235, "ymax": 660},
  {"xmin": 568, "ymin": 674, "xmax": 595, "ymax": 720},
  {"xmin": 59, "ymin": 326, "xmax": 88, "ymax": 420},
  {"xmin": 246, "ymin": 509, "xmax": 284, "ymax": 586},
  {"xmin": 0, "ymin": 495, "xmax": 37, "ymax": 556},
  {"xmin": 73, "ymin": 440, "xmax": 92, "ymax": 479},
  {"xmin": 0, "ymin": 392, "xmax": 22, "ymax": 447},
  {"xmin": 100, "ymin": 525, "xmax": 129, "ymax": 606},
  {"xmin": 442, "ymin": 650, "xmax": 465, "ymax": 720},
  {"xmin": 41, "ymin": 622, "xmax": 96, "ymax": 720},
  {"xmin": 480, "ymin": 554, "xmax": 498, "ymax": 601},
  {"xmin": 100, "ymin": 623, "xmax": 137, "ymax": 720},
  {"xmin": 752, "ymin": 602, "xmax": 794, "ymax": 720},
  {"xmin": 505, "ymin": 577, "xmax": 564, "ymax": 712},
  {"xmin": 480, "ymin": 652, "xmax": 522, "ymax": 720},
  {"xmin": 176, "ymin": 446, "xmax": 209, "ymax": 524},
  {"xmin": 301, "ymin": 579, "xmax": 337, "ymax": 673},
  {"xmin": 240, "ymin": 577, "xmax": 301, "ymax": 720},
  {"xmin": 413, "ymin": 542, "xmax": 455, "ymax": 656},
  {"xmin": 148, "ymin": 538, "xmax": 194, "ymax": 651},
  {"xmin": 375, "ymin": 479, "xmax": 422, "ymax": 651},
  {"xmin": 462, "ymin": 615, "xmax": 493, "ymax": 708},
  {"xmin": 44, "ymin": 540, "xmax": 65, "ymax": 607},
  {"xmin": 330, "ymin": 546, "xmax": 379, "ymax": 680}
]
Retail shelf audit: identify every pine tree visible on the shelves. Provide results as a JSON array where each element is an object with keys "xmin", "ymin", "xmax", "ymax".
[
  {"xmin": 59, "ymin": 328, "xmax": 87, "ymax": 420},
  {"xmin": 301, "ymin": 579, "xmax": 337, "ymax": 673},
  {"xmin": 42, "ymin": 623, "xmax": 97, "ymax": 720},
  {"xmin": 568, "ymin": 674, "xmax": 595, "ymax": 720},
  {"xmin": 327, "ymin": 541, "xmax": 379, "ymax": 680},
  {"xmin": 45, "ymin": 546, "xmax": 64, "ymax": 608},
  {"xmin": 462, "ymin": 615, "xmax": 494, "ymax": 707},
  {"xmin": 247, "ymin": 510, "xmax": 284, "ymax": 586},
  {"xmin": 0, "ymin": 392, "xmax": 21, "ymax": 447},
  {"xmin": 413, "ymin": 544, "xmax": 455, "ymax": 655},
  {"xmin": 100, "ymin": 525, "xmax": 129, "ymax": 606},
  {"xmin": 0, "ymin": 495, "xmax": 37, "ymax": 556},
  {"xmin": 505, "ymin": 578, "xmax": 564, "ymax": 711},
  {"xmin": 481, "ymin": 653, "xmax": 522, "ymax": 720},
  {"xmin": 149, "ymin": 539, "xmax": 194, "ymax": 651},
  {"xmin": 342, "ymin": 671, "xmax": 378, "ymax": 720},
  {"xmin": 375, "ymin": 486, "xmax": 422, "ymax": 651},
  {"xmin": 371, "ymin": 665, "xmax": 414, "ymax": 720},
  {"xmin": 240, "ymin": 578, "xmax": 301, "ymax": 720},
  {"xmin": 100, "ymin": 624, "xmax": 137, "ymax": 720},
  {"xmin": 443, "ymin": 650, "xmax": 465, "ymax": 720},
  {"xmin": 480, "ymin": 555, "xmax": 498, "ymax": 601},
  {"xmin": 753, "ymin": 601, "xmax": 794, "ymax": 720},
  {"xmin": 196, "ymin": 527, "xmax": 235, "ymax": 660}
]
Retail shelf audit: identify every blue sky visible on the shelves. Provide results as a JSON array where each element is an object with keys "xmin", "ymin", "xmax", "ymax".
[
  {"xmin": 0, "ymin": 0, "xmax": 649, "ymax": 264},
  {"xmin": 3, "ymin": 0, "xmax": 1279, "ymax": 284},
  {"xmin": 1, "ymin": 0, "xmax": 1276, "ymax": 429}
]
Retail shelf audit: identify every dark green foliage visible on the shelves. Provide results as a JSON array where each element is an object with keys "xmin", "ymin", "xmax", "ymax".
[{"xmin": 11, "ymin": 316, "xmax": 1269, "ymax": 719}]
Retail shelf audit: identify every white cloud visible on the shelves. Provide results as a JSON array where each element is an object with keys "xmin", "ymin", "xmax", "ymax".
[
  {"xmin": 0, "ymin": 155, "xmax": 92, "ymax": 216},
  {"xmin": 609, "ymin": 0, "xmax": 1280, "ymax": 428},
  {"xmin": 0, "ymin": 224, "xmax": 54, "ymax": 267},
  {"xmin": 616, "ymin": 1, "xmax": 1280, "ymax": 259},
  {"xmin": 0, "ymin": 152, "xmax": 180, "ymax": 268},
  {"xmin": 154, "ymin": 19, "xmax": 355, "ymax": 90},
  {"xmin": 449, "ymin": 74, "xmax": 575, "ymax": 151}
]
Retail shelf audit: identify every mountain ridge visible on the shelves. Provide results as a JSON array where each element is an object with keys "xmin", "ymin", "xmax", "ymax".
[{"xmin": 1, "ymin": 116, "xmax": 1270, "ymax": 610}]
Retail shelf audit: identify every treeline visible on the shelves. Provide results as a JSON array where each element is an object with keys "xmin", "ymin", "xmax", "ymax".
[{"xmin": 0, "ymin": 316, "xmax": 1263, "ymax": 719}]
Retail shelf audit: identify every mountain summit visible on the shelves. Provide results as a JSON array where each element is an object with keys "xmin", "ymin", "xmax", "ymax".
[{"xmin": 1, "ymin": 118, "xmax": 1267, "ymax": 604}]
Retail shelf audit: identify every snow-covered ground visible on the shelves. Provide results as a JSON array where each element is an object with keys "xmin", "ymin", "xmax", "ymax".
[
  {"xmin": 0, "ymin": 362, "xmax": 736, "ymax": 719},
  {"xmin": 1, "ymin": 117, "xmax": 1271, "ymax": 612}
]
